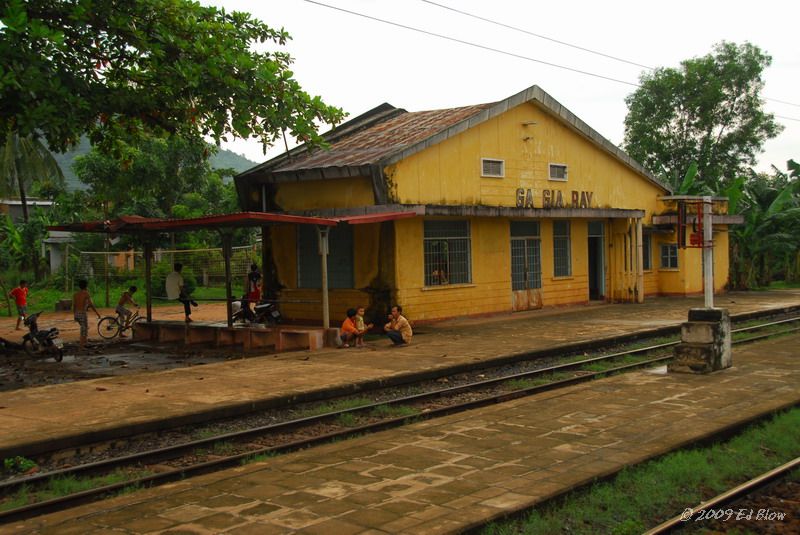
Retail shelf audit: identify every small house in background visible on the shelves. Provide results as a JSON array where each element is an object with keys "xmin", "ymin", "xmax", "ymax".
[
  {"xmin": 0, "ymin": 198, "xmax": 53, "ymax": 222},
  {"xmin": 235, "ymin": 84, "xmax": 741, "ymax": 323}
]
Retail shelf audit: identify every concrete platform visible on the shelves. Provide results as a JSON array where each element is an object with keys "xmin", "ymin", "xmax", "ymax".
[
  {"xmin": 6, "ymin": 331, "xmax": 800, "ymax": 534},
  {"xmin": 0, "ymin": 290, "xmax": 798, "ymax": 460}
]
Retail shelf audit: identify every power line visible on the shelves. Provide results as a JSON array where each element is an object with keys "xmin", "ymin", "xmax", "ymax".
[
  {"xmin": 303, "ymin": 0, "xmax": 639, "ymax": 87},
  {"xmin": 420, "ymin": 0, "xmax": 654, "ymax": 70},
  {"xmin": 304, "ymin": 0, "xmax": 800, "ymax": 121},
  {"xmin": 420, "ymin": 0, "xmax": 800, "ymax": 109}
]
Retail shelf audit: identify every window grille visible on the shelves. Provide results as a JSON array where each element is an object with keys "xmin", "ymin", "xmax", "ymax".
[
  {"xmin": 297, "ymin": 225, "xmax": 354, "ymax": 288},
  {"xmin": 553, "ymin": 220, "xmax": 572, "ymax": 277},
  {"xmin": 511, "ymin": 221, "xmax": 541, "ymax": 291},
  {"xmin": 424, "ymin": 220, "xmax": 471, "ymax": 286},
  {"xmin": 549, "ymin": 164, "xmax": 568, "ymax": 181},
  {"xmin": 481, "ymin": 158, "xmax": 504, "ymax": 178},
  {"xmin": 643, "ymin": 233, "xmax": 652, "ymax": 270},
  {"xmin": 660, "ymin": 243, "xmax": 678, "ymax": 269}
]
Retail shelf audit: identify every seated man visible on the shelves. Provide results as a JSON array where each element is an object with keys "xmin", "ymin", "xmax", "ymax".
[{"xmin": 384, "ymin": 305, "xmax": 412, "ymax": 346}]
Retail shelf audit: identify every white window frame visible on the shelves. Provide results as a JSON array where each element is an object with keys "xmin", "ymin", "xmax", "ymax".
[
  {"xmin": 660, "ymin": 243, "xmax": 679, "ymax": 269},
  {"xmin": 481, "ymin": 158, "xmax": 505, "ymax": 178},
  {"xmin": 548, "ymin": 163, "xmax": 568, "ymax": 182}
]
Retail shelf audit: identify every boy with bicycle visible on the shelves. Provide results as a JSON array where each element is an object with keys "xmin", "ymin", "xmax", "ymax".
[{"xmin": 115, "ymin": 286, "xmax": 139, "ymax": 338}]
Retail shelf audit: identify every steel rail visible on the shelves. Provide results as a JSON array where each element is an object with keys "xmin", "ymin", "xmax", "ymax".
[
  {"xmin": 1, "ymin": 317, "xmax": 797, "ymax": 523},
  {"xmin": 644, "ymin": 456, "xmax": 800, "ymax": 534}
]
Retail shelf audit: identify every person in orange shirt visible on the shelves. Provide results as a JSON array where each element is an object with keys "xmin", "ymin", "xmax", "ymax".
[{"xmin": 340, "ymin": 308, "xmax": 359, "ymax": 348}]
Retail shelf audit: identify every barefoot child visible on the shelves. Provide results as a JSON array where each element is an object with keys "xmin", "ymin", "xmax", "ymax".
[
  {"xmin": 115, "ymin": 286, "xmax": 139, "ymax": 338},
  {"xmin": 354, "ymin": 306, "xmax": 373, "ymax": 347},
  {"xmin": 73, "ymin": 279, "xmax": 101, "ymax": 349}
]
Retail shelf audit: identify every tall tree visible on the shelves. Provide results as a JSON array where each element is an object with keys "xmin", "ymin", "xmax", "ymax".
[
  {"xmin": 0, "ymin": 0, "xmax": 344, "ymax": 154},
  {"xmin": 623, "ymin": 42, "xmax": 782, "ymax": 191},
  {"xmin": 0, "ymin": 131, "xmax": 65, "ymax": 222}
]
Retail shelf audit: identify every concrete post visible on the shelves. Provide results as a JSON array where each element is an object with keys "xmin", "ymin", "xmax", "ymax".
[
  {"xmin": 317, "ymin": 226, "xmax": 330, "ymax": 329},
  {"xmin": 144, "ymin": 242, "xmax": 153, "ymax": 322},
  {"xmin": 222, "ymin": 233, "xmax": 233, "ymax": 328},
  {"xmin": 635, "ymin": 217, "xmax": 644, "ymax": 303},
  {"xmin": 703, "ymin": 196, "xmax": 714, "ymax": 308},
  {"xmin": 669, "ymin": 308, "xmax": 732, "ymax": 373}
]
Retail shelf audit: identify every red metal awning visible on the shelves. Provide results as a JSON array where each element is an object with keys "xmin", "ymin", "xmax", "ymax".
[{"xmin": 48, "ymin": 211, "xmax": 340, "ymax": 234}]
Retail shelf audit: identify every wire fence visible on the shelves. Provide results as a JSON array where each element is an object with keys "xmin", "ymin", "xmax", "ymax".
[{"xmin": 63, "ymin": 242, "xmax": 262, "ymax": 299}]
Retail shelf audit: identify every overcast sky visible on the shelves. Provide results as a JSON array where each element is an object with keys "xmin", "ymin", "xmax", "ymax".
[{"xmin": 206, "ymin": 0, "xmax": 799, "ymax": 175}]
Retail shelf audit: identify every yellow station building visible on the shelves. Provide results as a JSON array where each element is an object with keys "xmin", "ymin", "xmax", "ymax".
[{"xmin": 235, "ymin": 85, "xmax": 740, "ymax": 323}]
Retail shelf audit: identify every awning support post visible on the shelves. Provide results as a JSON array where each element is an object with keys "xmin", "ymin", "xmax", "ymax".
[
  {"xmin": 222, "ymin": 233, "xmax": 234, "ymax": 327},
  {"xmin": 635, "ymin": 217, "xmax": 644, "ymax": 303},
  {"xmin": 144, "ymin": 241, "xmax": 153, "ymax": 322},
  {"xmin": 317, "ymin": 226, "xmax": 330, "ymax": 329}
]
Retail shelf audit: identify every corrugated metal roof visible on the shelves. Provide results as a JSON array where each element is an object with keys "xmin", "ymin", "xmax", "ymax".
[{"xmin": 273, "ymin": 104, "xmax": 493, "ymax": 172}]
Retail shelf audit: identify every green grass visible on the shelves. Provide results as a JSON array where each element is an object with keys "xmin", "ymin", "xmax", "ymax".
[
  {"xmin": 335, "ymin": 413, "xmax": 358, "ymax": 427},
  {"xmin": 299, "ymin": 397, "xmax": 373, "ymax": 418},
  {"xmin": 369, "ymin": 404, "xmax": 419, "ymax": 419},
  {"xmin": 483, "ymin": 408, "xmax": 800, "ymax": 535},
  {"xmin": 0, "ymin": 282, "xmax": 230, "ymax": 316},
  {"xmin": 767, "ymin": 280, "xmax": 800, "ymax": 289},
  {"xmin": 0, "ymin": 468, "xmax": 154, "ymax": 512}
]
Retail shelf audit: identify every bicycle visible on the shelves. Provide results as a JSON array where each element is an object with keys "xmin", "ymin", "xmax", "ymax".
[{"xmin": 97, "ymin": 308, "xmax": 145, "ymax": 340}]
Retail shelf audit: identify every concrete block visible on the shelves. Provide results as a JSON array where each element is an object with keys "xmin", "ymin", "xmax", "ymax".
[
  {"xmin": 680, "ymin": 322, "xmax": 715, "ymax": 344},
  {"xmin": 670, "ymin": 308, "xmax": 731, "ymax": 374}
]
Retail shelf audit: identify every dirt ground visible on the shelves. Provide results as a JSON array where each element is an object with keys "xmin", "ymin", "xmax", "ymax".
[{"xmin": 0, "ymin": 302, "xmax": 248, "ymax": 391}]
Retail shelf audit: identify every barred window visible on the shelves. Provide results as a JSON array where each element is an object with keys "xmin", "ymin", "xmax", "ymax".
[
  {"xmin": 297, "ymin": 225, "xmax": 354, "ymax": 288},
  {"xmin": 660, "ymin": 243, "xmax": 678, "ymax": 269},
  {"xmin": 643, "ymin": 233, "xmax": 652, "ymax": 271},
  {"xmin": 553, "ymin": 220, "xmax": 572, "ymax": 277},
  {"xmin": 424, "ymin": 220, "xmax": 471, "ymax": 286},
  {"xmin": 511, "ymin": 221, "xmax": 541, "ymax": 290}
]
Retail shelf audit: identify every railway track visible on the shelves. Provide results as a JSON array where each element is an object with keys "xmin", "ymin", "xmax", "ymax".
[
  {"xmin": 1, "ymin": 313, "xmax": 798, "ymax": 523},
  {"xmin": 645, "ymin": 456, "xmax": 800, "ymax": 534}
]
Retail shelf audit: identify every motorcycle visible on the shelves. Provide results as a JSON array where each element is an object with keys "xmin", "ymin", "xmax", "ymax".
[
  {"xmin": 231, "ymin": 297, "xmax": 282, "ymax": 325},
  {"xmin": 22, "ymin": 312, "xmax": 64, "ymax": 362}
]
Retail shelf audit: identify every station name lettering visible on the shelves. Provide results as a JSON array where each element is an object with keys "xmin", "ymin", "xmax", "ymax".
[{"xmin": 515, "ymin": 188, "xmax": 593, "ymax": 209}]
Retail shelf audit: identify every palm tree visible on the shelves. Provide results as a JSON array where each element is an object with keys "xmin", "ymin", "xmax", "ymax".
[{"xmin": 0, "ymin": 129, "xmax": 65, "ymax": 222}]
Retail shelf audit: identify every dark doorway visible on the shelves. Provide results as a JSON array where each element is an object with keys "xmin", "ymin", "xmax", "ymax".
[{"xmin": 588, "ymin": 221, "xmax": 605, "ymax": 300}]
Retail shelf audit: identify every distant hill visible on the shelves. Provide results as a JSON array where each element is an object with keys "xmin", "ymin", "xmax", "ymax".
[{"xmin": 51, "ymin": 137, "xmax": 259, "ymax": 191}]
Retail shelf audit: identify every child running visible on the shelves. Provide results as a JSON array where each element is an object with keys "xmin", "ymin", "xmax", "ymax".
[{"xmin": 8, "ymin": 280, "xmax": 28, "ymax": 330}]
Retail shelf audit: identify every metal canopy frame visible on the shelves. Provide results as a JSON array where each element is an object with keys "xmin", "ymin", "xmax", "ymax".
[{"xmin": 47, "ymin": 212, "xmax": 364, "ymax": 328}]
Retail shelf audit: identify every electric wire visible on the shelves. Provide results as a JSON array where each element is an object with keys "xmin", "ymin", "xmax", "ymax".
[
  {"xmin": 420, "ymin": 0, "xmax": 800, "ymax": 109},
  {"xmin": 303, "ymin": 0, "xmax": 800, "ymax": 121},
  {"xmin": 303, "ymin": 0, "xmax": 639, "ymax": 87}
]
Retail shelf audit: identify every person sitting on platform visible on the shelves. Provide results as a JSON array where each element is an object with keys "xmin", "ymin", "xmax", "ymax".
[
  {"xmin": 340, "ymin": 308, "xmax": 359, "ymax": 348},
  {"xmin": 384, "ymin": 305, "xmax": 412, "ymax": 346},
  {"xmin": 166, "ymin": 263, "xmax": 197, "ymax": 323}
]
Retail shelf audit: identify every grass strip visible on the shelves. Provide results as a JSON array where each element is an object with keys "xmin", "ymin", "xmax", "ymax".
[
  {"xmin": 483, "ymin": 407, "xmax": 800, "ymax": 535},
  {"xmin": 0, "ymin": 468, "xmax": 154, "ymax": 512}
]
